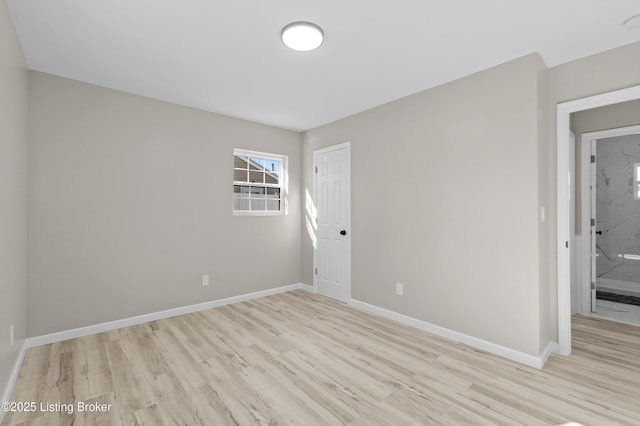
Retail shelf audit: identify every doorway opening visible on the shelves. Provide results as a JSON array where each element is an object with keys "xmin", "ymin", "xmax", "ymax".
[{"xmin": 578, "ymin": 125, "xmax": 640, "ymax": 325}]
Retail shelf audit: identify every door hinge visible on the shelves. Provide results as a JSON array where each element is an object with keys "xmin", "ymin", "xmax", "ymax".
[
  {"xmin": 566, "ymin": 241, "xmax": 569, "ymax": 248},
  {"xmin": 591, "ymin": 218, "xmax": 595, "ymax": 227},
  {"xmin": 315, "ymin": 166, "xmax": 318, "ymax": 173},
  {"xmin": 315, "ymin": 267, "xmax": 318, "ymax": 275},
  {"xmin": 591, "ymin": 155, "xmax": 595, "ymax": 163}
]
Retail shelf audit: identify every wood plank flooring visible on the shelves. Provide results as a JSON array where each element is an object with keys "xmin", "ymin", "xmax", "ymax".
[{"xmin": 2, "ymin": 290, "xmax": 639, "ymax": 425}]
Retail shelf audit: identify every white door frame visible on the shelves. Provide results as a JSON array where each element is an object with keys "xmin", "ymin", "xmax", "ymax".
[
  {"xmin": 557, "ymin": 85, "xmax": 640, "ymax": 355},
  {"xmin": 312, "ymin": 142, "xmax": 352, "ymax": 301},
  {"xmin": 580, "ymin": 125, "xmax": 640, "ymax": 315}
]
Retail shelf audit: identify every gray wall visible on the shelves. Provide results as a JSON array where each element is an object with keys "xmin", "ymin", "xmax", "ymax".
[
  {"xmin": 302, "ymin": 54, "xmax": 546, "ymax": 356},
  {"xmin": 546, "ymin": 41, "xmax": 640, "ymax": 341},
  {"xmin": 536, "ymin": 61, "xmax": 550, "ymax": 353},
  {"xmin": 571, "ymin": 99, "xmax": 640, "ymax": 233},
  {"xmin": 0, "ymin": 0, "xmax": 28, "ymax": 401},
  {"xmin": 28, "ymin": 72, "xmax": 302, "ymax": 336}
]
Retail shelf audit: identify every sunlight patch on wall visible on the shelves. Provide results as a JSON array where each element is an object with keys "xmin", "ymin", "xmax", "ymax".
[{"xmin": 305, "ymin": 188, "xmax": 317, "ymax": 249}]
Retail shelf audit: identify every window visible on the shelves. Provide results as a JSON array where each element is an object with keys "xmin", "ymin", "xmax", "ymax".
[
  {"xmin": 233, "ymin": 149, "xmax": 287, "ymax": 215},
  {"xmin": 635, "ymin": 163, "xmax": 640, "ymax": 200}
]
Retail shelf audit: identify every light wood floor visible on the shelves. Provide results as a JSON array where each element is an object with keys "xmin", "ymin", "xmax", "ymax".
[{"xmin": 2, "ymin": 290, "xmax": 639, "ymax": 425}]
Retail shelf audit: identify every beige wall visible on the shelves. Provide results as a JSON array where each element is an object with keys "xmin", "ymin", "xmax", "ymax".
[
  {"xmin": 302, "ymin": 54, "xmax": 546, "ymax": 356},
  {"xmin": 27, "ymin": 72, "xmax": 302, "ymax": 336},
  {"xmin": 0, "ymin": 0, "xmax": 28, "ymax": 401},
  {"xmin": 571, "ymin": 99, "xmax": 640, "ymax": 233},
  {"xmin": 546, "ymin": 41, "xmax": 640, "ymax": 341},
  {"xmin": 537, "ymin": 61, "xmax": 550, "ymax": 353}
]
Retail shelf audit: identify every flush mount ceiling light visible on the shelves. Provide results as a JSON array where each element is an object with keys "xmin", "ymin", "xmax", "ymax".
[
  {"xmin": 623, "ymin": 14, "xmax": 640, "ymax": 30},
  {"xmin": 281, "ymin": 21, "xmax": 324, "ymax": 51}
]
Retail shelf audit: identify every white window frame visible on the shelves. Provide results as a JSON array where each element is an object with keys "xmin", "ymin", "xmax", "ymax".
[
  {"xmin": 635, "ymin": 163, "xmax": 640, "ymax": 201},
  {"xmin": 233, "ymin": 148, "xmax": 287, "ymax": 216}
]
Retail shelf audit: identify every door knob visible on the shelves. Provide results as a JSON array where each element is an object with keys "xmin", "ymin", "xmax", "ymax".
[
  {"xmin": 596, "ymin": 230, "xmax": 602, "ymax": 235},
  {"xmin": 340, "ymin": 230, "xmax": 347, "ymax": 236}
]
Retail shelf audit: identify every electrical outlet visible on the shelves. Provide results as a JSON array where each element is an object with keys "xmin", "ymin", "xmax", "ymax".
[
  {"xmin": 396, "ymin": 282, "xmax": 404, "ymax": 296},
  {"xmin": 9, "ymin": 324, "xmax": 14, "ymax": 346},
  {"xmin": 202, "ymin": 274, "xmax": 210, "ymax": 287}
]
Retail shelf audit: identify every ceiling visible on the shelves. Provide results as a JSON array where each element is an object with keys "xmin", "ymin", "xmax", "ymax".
[{"xmin": 7, "ymin": 0, "xmax": 640, "ymax": 131}]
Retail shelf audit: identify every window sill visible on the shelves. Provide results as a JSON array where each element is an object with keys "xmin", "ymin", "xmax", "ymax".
[{"xmin": 233, "ymin": 211, "xmax": 285, "ymax": 217}]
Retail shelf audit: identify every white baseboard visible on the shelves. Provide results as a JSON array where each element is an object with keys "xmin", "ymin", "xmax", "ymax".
[
  {"xmin": 540, "ymin": 341, "xmax": 559, "ymax": 366},
  {"xmin": 298, "ymin": 283, "xmax": 315, "ymax": 293},
  {"xmin": 25, "ymin": 283, "xmax": 307, "ymax": 349},
  {"xmin": 349, "ymin": 298, "xmax": 556, "ymax": 370}
]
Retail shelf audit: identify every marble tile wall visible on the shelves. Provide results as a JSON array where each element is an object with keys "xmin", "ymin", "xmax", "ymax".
[{"xmin": 596, "ymin": 134, "xmax": 640, "ymax": 287}]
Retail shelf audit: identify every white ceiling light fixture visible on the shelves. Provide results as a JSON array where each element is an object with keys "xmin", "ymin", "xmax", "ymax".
[
  {"xmin": 281, "ymin": 21, "xmax": 324, "ymax": 51},
  {"xmin": 623, "ymin": 14, "xmax": 640, "ymax": 30}
]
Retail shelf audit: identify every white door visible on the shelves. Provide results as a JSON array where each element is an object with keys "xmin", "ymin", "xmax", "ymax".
[
  {"xmin": 314, "ymin": 143, "xmax": 351, "ymax": 302},
  {"xmin": 590, "ymin": 139, "xmax": 597, "ymax": 313}
]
